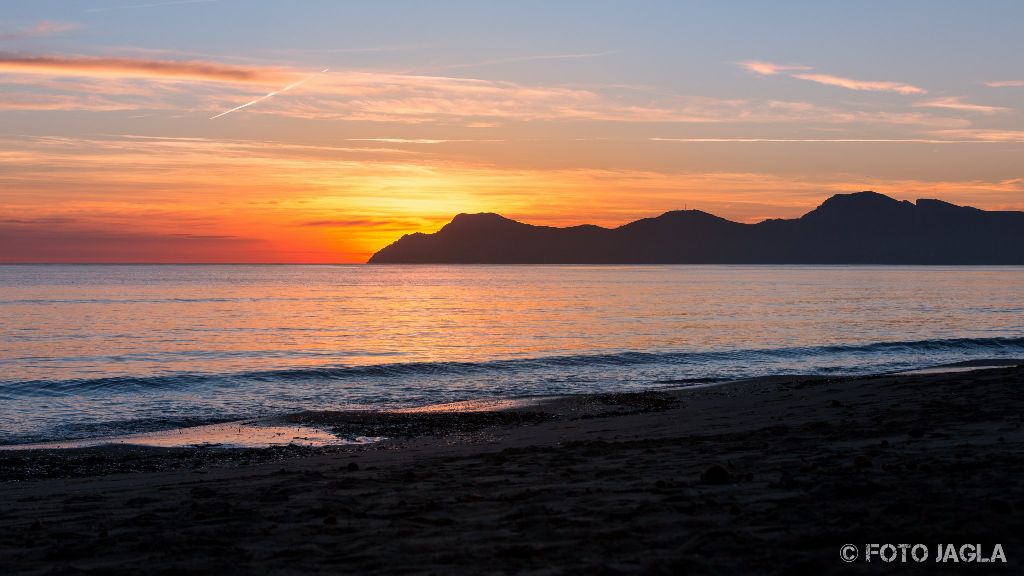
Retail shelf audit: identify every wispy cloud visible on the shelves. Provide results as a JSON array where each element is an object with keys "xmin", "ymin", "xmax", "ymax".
[
  {"xmin": 985, "ymin": 80, "xmax": 1024, "ymax": 88},
  {"xmin": 5, "ymin": 133, "xmax": 1023, "ymax": 262},
  {"xmin": 109, "ymin": 134, "xmax": 419, "ymax": 156},
  {"xmin": 210, "ymin": 68, "xmax": 329, "ymax": 119},
  {"xmin": 0, "ymin": 21, "xmax": 80, "ymax": 42},
  {"xmin": 791, "ymin": 73, "xmax": 926, "ymax": 95},
  {"xmin": 256, "ymin": 44, "xmax": 429, "ymax": 57},
  {"xmin": 85, "ymin": 0, "xmax": 218, "ymax": 13},
  {"xmin": 346, "ymin": 138, "xmax": 504, "ymax": 144},
  {"xmin": 224, "ymin": 69, "xmax": 960, "ymax": 126},
  {"xmin": 0, "ymin": 222, "xmax": 264, "ymax": 264},
  {"xmin": 736, "ymin": 60, "xmax": 811, "ymax": 76},
  {"xmin": 0, "ymin": 52, "xmax": 283, "ymax": 83},
  {"xmin": 929, "ymin": 129, "xmax": 1024, "ymax": 142},
  {"xmin": 650, "ymin": 137, "xmax": 1016, "ymax": 144},
  {"xmin": 300, "ymin": 218, "xmax": 426, "ymax": 229},
  {"xmin": 428, "ymin": 51, "xmax": 617, "ymax": 72},
  {"xmin": 0, "ymin": 92, "xmax": 139, "ymax": 111},
  {"xmin": 913, "ymin": 96, "xmax": 1010, "ymax": 114},
  {"xmin": 0, "ymin": 52, "xmax": 962, "ymax": 129},
  {"xmin": 738, "ymin": 60, "xmax": 926, "ymax": 95}
]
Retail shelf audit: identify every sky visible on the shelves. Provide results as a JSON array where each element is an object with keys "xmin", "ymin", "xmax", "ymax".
[{"xmin": 1, "ymin": 0, "xmax": 1022, "ymax": 263}]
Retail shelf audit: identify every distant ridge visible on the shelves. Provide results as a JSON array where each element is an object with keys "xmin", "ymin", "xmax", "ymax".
[{"xmin": 368, "ymin": 192, "xmax": 1024, "ymax": 264}]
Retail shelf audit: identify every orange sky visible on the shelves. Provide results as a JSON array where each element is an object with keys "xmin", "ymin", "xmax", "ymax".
[
  {"xmin": 2, "ymin": 2, "xmax": 1023, "ymax": 262},
  {"xmin": 3, "ymin": 130, "xmax": 1022, "ymax": 262}
]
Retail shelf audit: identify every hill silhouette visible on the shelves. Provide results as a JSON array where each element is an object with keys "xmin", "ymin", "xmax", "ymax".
[{"xmin": 368, "ymin": 192, "xmax": 1024, "ymax": 264}]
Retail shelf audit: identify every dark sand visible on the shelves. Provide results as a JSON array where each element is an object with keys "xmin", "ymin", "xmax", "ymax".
[{"xmin": 2, "ymin": 367, "xmax": 1023, "ymax": 574}]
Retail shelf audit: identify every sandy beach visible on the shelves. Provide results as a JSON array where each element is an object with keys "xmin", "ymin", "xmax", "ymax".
[{"xmin": 2, "ymin": 366, "xmax": 1022, "ymax": 574}]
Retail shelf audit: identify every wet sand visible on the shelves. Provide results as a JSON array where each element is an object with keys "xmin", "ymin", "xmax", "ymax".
[{"xmin": 1, "ymin": 367, "xmax": 1022, "ymax": 574}]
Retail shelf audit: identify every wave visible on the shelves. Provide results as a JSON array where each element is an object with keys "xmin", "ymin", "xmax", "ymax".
[{"xmin": 3, "ymin": 335, "xmax": 1022, "ymax": 399}]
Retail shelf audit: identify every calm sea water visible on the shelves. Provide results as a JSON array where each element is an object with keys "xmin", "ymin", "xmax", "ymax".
[{"xmin": 1, "ymin": 265, "xmax": 1022, "ymax": 445}]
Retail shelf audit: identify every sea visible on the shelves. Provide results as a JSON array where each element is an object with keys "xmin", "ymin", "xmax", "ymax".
[{"xmin": 1, "ymin": 264, "xmax": 1022, "ymax": 445}]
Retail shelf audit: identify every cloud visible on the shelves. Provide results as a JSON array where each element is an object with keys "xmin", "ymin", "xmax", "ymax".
[
  {"xmin": 0, "ymin": 52, "xmax": 961, "ymax": 129},
  {"xmin": 736, "ymin": 60, "xmax": 811, "ymax": 76},
  {"xmin": 985, "ymin": 80, "xmax": 1024, "ymax": 88},
  {"xmin": 300, "ymin": 218, "xmax": 425, "ymax": 229},
  {"xmin": 791, "ymin": 73, "xmax": 926, "ymax": 95},
  {"xmin": 650, "ymin": 137, "xmax": 1012, "ymax": 144},
  {"xmin": 111, "ymin": 134, "xmax": 419, "ymax": 156},
  {"xmin": 0, "ymin": 92, "xmax": 142, "ymax": 111},
  {"xmin": 0, "ymin": 52, "xmax": 283, "ymax": 83},
  {"xmin": 428, "ymin": 51, "xmax": 617, "ymax": 72},
  {"xmin": 0, "ymin": 21, "xmax": 80, "ymax": 42},
  {"xmin": 232, "ymin": 70, "xmax": 958, "ymax": 126},
  {"xmin": 5, "ymin": 133, "xmax": 1023, "ymax": 262},
  {"xmin": 929, "ymin": 129, "xmax": 1024, "ymax": 142},
  {"xmin": 738, "ymin": 60, "xmax": 926, "ymax": 95},
  {"xmin": 211, "ymin": 68, "xmax": 329, "ymax": 119},
  {"xmin": 257, "ymin": 44, "xmax": 428, "ymax": 57},
  {"xmin": 346, "ymin": 138, "xmax": 503, "ymax": 144},
  {"xmin": 0, "ymin": 221, "xmax": 264, "ymax": 263},
  {"xmin": 913, "ymin": 96, "xmax": 1010, "ymax": 114}
]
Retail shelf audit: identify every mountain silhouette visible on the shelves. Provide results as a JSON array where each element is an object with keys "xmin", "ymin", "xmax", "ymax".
[{"xmin": 368, "ymin": 192, "xmax": 1024, "ymax": 264}]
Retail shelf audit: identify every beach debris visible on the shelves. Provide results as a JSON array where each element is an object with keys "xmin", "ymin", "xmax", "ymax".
[
  {"xmin": 773, "ymin": 472, "xmax": 798, "ymax": 489},
  {"xmin": 701, "ymin": 464, "xmax": 730, "ymax": 485}
]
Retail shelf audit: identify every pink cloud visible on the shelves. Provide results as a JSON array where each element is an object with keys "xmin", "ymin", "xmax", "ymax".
[
  {"xmin": 0, "ymin": 92, "xmax": 144, "ymax": 111},
  {"xmin": 736, "ymin": 60, "xmax": 811, "ymax": 76},
  {"xmin": 913, "ymin": 96, "xmax": 1010, "ymax": 114},
  {"xmin": 791, "ymin": 73, "xmax": 926, "ymax": 95},
  {"xmin": 929, "ymin": 129, "xmax": 1024, "ymax": 142},
  {"xmin": 0, "ymin": 53, "xmax": 284, "ymax": 83},
  {"xmin": 739, "ymin": 60, "xmax": 927, "ymax": 95}
]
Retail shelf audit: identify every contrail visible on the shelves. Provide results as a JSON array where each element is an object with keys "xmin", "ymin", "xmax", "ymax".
[{"xmin": 210, "ymin": 68, "xmax": 328, "ymax": 120}]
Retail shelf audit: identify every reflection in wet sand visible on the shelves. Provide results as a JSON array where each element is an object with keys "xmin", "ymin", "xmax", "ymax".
[
  {"xmin": 0, "ymin": 422, "xmax": 384, "ymax": 450},
  {"xmin": 391, "ymin": 397, "xmax": 544, "ymax": 414}
]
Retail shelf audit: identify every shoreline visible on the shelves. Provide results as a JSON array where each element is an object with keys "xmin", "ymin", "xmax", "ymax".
[
  {"xmin": 2, "ymin": 365, "xmax": 1022, "ymax": 573},
  {"xmin": 2, "ymin": 359, "xmax": 1020, "ymax": 455}
]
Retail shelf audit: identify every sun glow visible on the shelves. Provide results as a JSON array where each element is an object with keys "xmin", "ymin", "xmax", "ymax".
[
  {"xmin": 5, "ymin": 133, "xmax": 1022, "ymax": 262},
  {"xmin": 1, "ymin": 2, "xmax": 1022, "ymax": 262}
]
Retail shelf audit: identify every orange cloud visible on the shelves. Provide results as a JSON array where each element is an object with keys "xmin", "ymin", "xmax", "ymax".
[
  {"xmin": 0, "ymin": 220, "xmax": 266, "ymax": 263},
  {"xmin": 929, "ymin": 129, "xmax": 1024, "ymax": 142},
  {"xmin": 913, "ymin": 97, "xmax": 1010, "ymax": 114},
  {"xmin": 226, "ymin": 72, "xmax": 959, "ymax": 126},
  {"xmin": 346, "ymin": 138, "xmax": 503, "ymax": 144},
  {"xmin": 736, "ymin": 60, "xmax": 811, "ymax": 76},
  {"xmin": 650, "ymin": 137, "xmax": 1005, "ymax": 144},
  {"xmin": 738, "ymin": 60, "xmax": 927, "ymax": 95},
  {"xmin": 4, "ymin": 134, "xmax": 1022, "ymax": 262},
  {"xmin": 0, "ymin": 52, "xmax": 965, "ymax": 129},
  {"xmin": 0, "ymin": 53, "xmax": 284, "ymax": 83},
  {"xmin": 0, "ymin": 93, "xmax": 141, "ymax": 111},
  {"xmin": 792, "ymin": 73, "xmax": 926, "ymax": 95}
]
